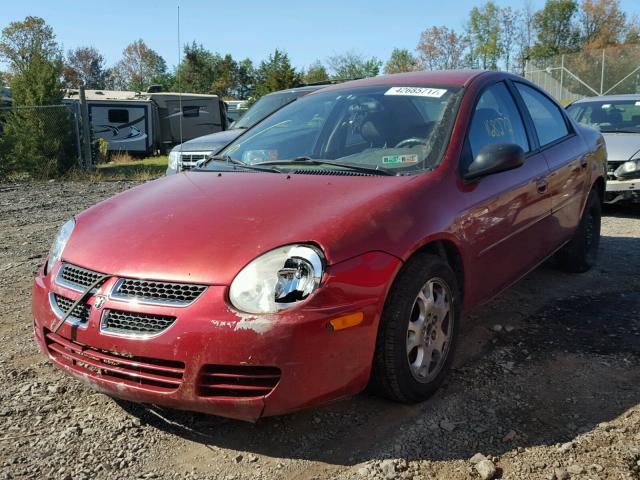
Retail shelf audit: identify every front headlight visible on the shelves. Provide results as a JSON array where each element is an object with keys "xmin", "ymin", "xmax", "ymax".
[
  {"xmin": 614, "ymin": 159, "xmax": 640, "ymax": 178},
  {"xmin": 48, "ymin": 218, "xmax": 75, "ymax": 268},
  {"xmin": 229, "ymin": 244, "xmax": 324, "ymax": 314},
  {"xmin": 168, "ymin": 150, "xmax": 180, "ymax": 171}
]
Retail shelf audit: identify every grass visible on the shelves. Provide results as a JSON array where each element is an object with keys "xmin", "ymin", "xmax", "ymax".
[{"xmin": 61, "ymin": 155, "xmax": 168, "ymax": 181}]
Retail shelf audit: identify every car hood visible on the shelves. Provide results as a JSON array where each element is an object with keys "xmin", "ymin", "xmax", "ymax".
[
  {"xmin": 176, "ymin": 129, "xmax": 243, "ymax": 152},
  {"xmin": 601, "ymin": 132, "xmax": 640, "ymax": 161},
  {"xmin": 64, "ymin": 171, "xmax": 420, "ymax": 285}
]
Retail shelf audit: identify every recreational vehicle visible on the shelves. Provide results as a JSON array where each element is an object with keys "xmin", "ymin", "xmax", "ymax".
[{"xmin": 64, "ymin": 89, "xmax": 228, "ymax": 155}]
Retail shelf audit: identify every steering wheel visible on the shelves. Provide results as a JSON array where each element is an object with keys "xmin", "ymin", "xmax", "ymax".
[{"xmin": 394, "ymin": 137, "xmax": 427, "ymax": 148}]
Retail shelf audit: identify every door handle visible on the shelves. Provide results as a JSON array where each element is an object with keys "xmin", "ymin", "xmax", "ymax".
[
  {"xmin": 580, "ymin": 156, "xmax": 588, "ymax": 169},
  {"xmin": 536, "ymin": 177, "xmax": 548, "ymax": 194}
]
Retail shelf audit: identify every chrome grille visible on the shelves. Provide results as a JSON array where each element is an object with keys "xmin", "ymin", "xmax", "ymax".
[
  {"xmin": 179, "ymin": 152, "xmax": 209, "ymax": 171},
  {"xmin": 113, "ymin": 278, "xmax": 206, "ymax": 306},
  {"xmin": 101, "ymin": 309, "xmax": 176, "ymax": 336},
  {"xmin": 53, "ymin": 294, "xmax": 91, "ymax": 324},
  {"xmin": 59, "ymin": 264, "xmax": 104, "ymax": 290}
]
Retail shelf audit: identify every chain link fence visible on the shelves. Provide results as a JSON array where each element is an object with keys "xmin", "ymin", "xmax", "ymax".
[
  {"xmin": 0, "ymin": 103, "xmax": 82, "ymax": 180},
  {"xmin": 525, "ymin": 43, "xmax": 640, "ymax": 105}
]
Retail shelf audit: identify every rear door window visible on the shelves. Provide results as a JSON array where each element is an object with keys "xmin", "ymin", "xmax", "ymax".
[{"xmin": 515, "ymin": 83, "xmax": 569, "ymax": 147}]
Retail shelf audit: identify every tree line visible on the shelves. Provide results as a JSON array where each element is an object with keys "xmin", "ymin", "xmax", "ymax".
[
  {"xmin": 2, "ymin": 0, "xmax": 640, "ymax": 101},
  {"xmin": 409, "ymin": 0, "xmax": 640, "ymax": 74}
]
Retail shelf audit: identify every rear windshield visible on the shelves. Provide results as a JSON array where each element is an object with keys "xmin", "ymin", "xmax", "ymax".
[
  {"xmin": 567, "ymin": 99, "xmax": 640, "ymax": 133},
  {"xmin": 220, "ymin": 85, "xmax": 463, "ymax": 174}
]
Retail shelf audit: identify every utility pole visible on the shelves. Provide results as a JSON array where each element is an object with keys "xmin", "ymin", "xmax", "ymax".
[{"xmin": 79, "ymin": 86, "xmax": 92, "ymax": 169}]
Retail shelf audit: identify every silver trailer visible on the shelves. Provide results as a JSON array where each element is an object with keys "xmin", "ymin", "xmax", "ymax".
[{"xmin": 64, "ymin": 89, "xmax": 228, "ymax": 155}]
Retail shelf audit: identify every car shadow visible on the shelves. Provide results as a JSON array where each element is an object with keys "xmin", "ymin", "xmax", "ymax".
[
  {"xmin": 116, "ymin": 235, "xmax": 640, "ymax": 467},
  {"xmin": 603, "ymin": 202, "xmax": 640, "ymax": 218}
]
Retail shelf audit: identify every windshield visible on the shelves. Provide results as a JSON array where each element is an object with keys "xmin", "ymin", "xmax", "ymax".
[
  {"xmin": 218, "ymin": 85, "xmax": 463, "ymax": 174},
  {"xmin": 567, "ymin": 99, "xmax": 640, "ymax": 133},
  {"xmin": 233, "ymin": 91, "xmax": 302, "ymax": 129}
]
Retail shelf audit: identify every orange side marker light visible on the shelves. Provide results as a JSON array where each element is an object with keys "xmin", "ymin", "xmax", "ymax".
[{"xmin": 329, "ymin": 312, "xmax": 364, "ymax": 331}]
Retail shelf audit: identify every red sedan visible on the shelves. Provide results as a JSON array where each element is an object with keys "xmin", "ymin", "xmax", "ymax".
[{"xmin": 33, "ymin": 71, "xmax": 606, "ymax": 421}]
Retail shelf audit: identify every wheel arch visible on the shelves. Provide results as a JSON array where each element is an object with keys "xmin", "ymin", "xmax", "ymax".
[{"xmin": 410, "ymin": 238, "xmax": 465, "ymax": 304}]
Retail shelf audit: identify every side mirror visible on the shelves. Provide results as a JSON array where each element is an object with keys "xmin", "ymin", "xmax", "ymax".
[{"xmin": 463, "ymin": 143, "xmax": 525, "ymax": 182}]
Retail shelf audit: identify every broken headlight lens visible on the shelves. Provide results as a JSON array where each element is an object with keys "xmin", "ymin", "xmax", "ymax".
[
  {"xmin": 229, "ymin": 244, "xmax": 324, "ymax": 314},
  {"xmin": 614, "ymin": 159, "xmax": 640, "ymax": 178},
  {"xmin": 48, "ymin": 218, "xmax": 75, "ymax": 267}
]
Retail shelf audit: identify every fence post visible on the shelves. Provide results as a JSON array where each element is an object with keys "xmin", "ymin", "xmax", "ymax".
[
  {"xmin": 72, "ymin": 103, "xmax": 82, "ymax": 168},
  {"xmin": 560, "ymin": 55, "xmax": 565, "ymax": 102},
  {"xmin": 600, "ymin": 49, "xmax": 605, "ymax": 95},
  {"xmin": 79, "ymin": 86, "xmax": 92, "ymax": 169}
]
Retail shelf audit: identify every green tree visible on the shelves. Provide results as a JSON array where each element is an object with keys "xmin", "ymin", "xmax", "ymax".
[
  {"xmin": 254, "ymin": 49, "xmax": 301, "ymax": 98},
  {"xmin": 466, "ymin": 1, "xmax": 502, "ymax": 69},
  {"xmin": 529, "ymin": 0, "xmax": 580, "ymax": 61},
  {"xmin": 211, "ymin": 54, "xmax": 238, "ymax": 98},
  {"xmin": 0, "ymin": 16, "xmax": 76, "ymax": 179},
  {"xmin": 327, "ymin": 51, "xmax": 382, "ymax": 80},
  {"xmin": 304, "ymin": 60, "xmax": 329, "ymax": 84},
  {"xmin": 110, "ymin": 39, "xmax": 167, "ymax": 91},
  {"xmin": 174, "ymin": 42, "xmax": 217, "ymax": 94},
  {"xmin": 234, "ymin": 58, "xmax": 255, "ymax": 99},
  {"xmin": 63, "ymin": 46, "xmax": 107, "ymax": 88},
  {"xmin": 384, "ymin": 48, "xmax": 420, "ymax": 74}
]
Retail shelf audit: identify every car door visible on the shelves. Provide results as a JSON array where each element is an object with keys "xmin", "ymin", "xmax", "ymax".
[
  {"xmin": 458, "ymin": 81, "xmax": 553, "ymax": 305},
  {"xmin": 513, "ymin": 82, "xmax": 589, "ymax": 247}
]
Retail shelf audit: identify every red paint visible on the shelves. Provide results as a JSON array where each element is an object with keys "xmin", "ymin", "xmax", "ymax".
[{"xmin": 32, "ymin": 71, "xmax": 606, "ymax": 420}]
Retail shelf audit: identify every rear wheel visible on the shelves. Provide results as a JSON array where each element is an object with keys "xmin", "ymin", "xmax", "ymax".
[
  {"xmin": 556, "ymin": 188, "xmax": 601, "ymax": 273},
  {"xmin": 371, "ymin": 253, "xmax": 461, "ymax": 403}
]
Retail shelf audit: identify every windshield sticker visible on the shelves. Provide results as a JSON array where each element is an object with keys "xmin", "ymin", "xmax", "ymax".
[
  {"xmin": 384, "ymin": 87, "xmax": 447, "ymax": 98},
  {"xmin": 382, "ymin": 154, "xmax": 419, "ymax": 164}
]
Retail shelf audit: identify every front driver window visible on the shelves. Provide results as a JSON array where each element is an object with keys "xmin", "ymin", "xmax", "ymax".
[{"xmin": 468, "ymin": 82, "xmax": 530, "ymax": 162}]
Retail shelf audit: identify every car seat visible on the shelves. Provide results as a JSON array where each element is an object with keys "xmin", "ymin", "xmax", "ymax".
[{"xmin": 361, "ymin": 111, "xmax": 396, "ymax": 148}]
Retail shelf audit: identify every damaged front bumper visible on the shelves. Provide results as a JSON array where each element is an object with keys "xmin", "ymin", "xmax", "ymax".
[
  {"xmin": 32, "ymin": 253, "xmax": 400, "ymax": 421},
  {"xmin": 605, "ymin": 177, "xmax": 640, "ymax": 203}
]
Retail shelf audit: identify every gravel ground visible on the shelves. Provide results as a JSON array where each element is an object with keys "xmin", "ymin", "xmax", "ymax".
[{"xmin": 0, "ymin": 181, "xmax": 638, "ymax": 480}]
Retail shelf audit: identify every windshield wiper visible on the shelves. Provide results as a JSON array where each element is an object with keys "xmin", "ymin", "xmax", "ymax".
[
  {"xmin": 254, "ymin": 156, "xmax": 397, "ymax": 176},
  {"xmin": 202, "ymin": 154, "xmax": 281, "ymax": 173}
]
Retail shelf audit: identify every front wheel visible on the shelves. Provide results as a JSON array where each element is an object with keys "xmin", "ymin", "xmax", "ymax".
[
  {"xmin": 556, "ymin": 188, "xmax": 602, "ymax": 273},
  {"xmin": 370, "ymin": 253, "xmax": 461, "ymax": 403}
]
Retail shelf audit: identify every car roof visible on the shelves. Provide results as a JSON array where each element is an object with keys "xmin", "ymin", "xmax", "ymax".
[
  {"xmin": 263, "ymin": 84, "xmax": 325, "ymax": 97},
  {"xmin": 313, "ymin": 70, "xmax": 488, "ymax": 93},
  {"xmin": 571, "ymin": 94, "xmax": 640, "ymax": 104}
]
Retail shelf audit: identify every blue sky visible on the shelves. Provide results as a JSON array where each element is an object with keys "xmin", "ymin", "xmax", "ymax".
[{"xmin": 2, "ymin": 0, "xmax": 640, "ymax": 71}]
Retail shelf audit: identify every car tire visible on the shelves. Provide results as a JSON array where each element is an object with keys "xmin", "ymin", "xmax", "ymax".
[
  {"xmin": 556, "ymin": 188, "xmax": 601, "ymax": 273},
  {"xmin": 370, "ymin": 253, "xmax": 461, "ymax": 403}
]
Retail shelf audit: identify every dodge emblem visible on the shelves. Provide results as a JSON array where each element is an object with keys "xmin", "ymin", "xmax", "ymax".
[{"xmin": 94, "ymin": 296, "xmax": 106, "ymax": 310}]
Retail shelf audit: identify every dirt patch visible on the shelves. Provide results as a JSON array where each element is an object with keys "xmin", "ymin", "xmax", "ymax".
[{"xmin": 0, "ymin": 181, "xmax": 638, "ymax": 480}]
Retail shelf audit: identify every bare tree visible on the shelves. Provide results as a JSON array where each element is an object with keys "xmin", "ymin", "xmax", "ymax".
[
  {"xmin": 110, "ymin": 39, "xmax": 167, "ymax": 91},
  {"xmin": 416, "ymin": 26, "xmax": 468, "ymax": 70},
  {"xmin": 516, "ymin": 0, "xmax": 536, "ymax": 72},
  {"xmin": 500, "ymin": 7, "xmax": 521, "ymax": 72}
]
